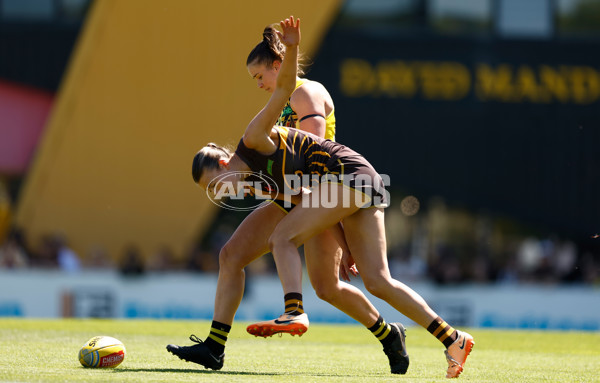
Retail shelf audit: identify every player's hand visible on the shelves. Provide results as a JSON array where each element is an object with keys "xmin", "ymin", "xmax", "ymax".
[
  {"xmin": 276, "ymin": 16, "xmax": 300, "ymax": 47},
  {"xmin": 339, "ymin": 250, "xmax": 358, "ymax": 282}
]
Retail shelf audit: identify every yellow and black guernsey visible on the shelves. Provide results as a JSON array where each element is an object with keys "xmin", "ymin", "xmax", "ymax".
[
  {"xmin": 276, "ymin": 79, "xmax": 336, "ymax": 141},
  {"xmin": 236, "ymin": 126, "xmax": 388, "ymax": 208}
]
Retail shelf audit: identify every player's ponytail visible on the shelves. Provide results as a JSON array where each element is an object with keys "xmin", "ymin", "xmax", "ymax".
[{"xmin": 263, "ymin": 26, "xmax": 285, "ymax": 61}]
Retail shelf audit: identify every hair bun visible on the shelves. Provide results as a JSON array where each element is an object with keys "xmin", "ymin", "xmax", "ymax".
[{"xmin": 262, "ymin": 25, "xmax": 277, "ymax": 43}]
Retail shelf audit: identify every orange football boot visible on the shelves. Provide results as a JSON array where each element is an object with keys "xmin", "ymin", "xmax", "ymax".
[
  {"xmin": 444, "ymin": 330, "xmax": 474, "ymax": 378},
  {"xmin": 247, "ymin": 313, "xmax": 309, "ymax": 337}
]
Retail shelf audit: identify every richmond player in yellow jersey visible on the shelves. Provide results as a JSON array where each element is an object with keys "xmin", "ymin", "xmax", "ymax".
[
  {"xmin": 247, "ymin": 28, "xmax": 335, "ymax": 141},
  {"xmin": 168, "ymin": 19, "xmax": 409, "ymax": 375}
]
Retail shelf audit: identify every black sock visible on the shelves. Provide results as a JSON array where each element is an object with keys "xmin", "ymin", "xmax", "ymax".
[
  {"xmin": 427, "ymin": 316, "xmax": 458, "ymax": 348},
  {"xmin": 284, "ymin": 292, "xmax": 304, "ymax": 316},
  {"xmin": 204, "ymin": 321, "xmax": 231, "ymax": 355},
  {"xmin": 368, "ymin": 315, "xmax": 397, "ymax": 347}
]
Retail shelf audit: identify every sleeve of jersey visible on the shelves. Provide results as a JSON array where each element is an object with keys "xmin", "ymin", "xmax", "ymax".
[{"xmin": 235, "ymin": 138, "xmax": 254, "ymax": 169}]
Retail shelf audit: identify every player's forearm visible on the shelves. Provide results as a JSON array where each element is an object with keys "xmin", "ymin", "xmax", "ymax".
[
  {"xmin": 329, "ymin": 222, "xmax": 350, "ymax": 253},
  {"xmin": 276, "ymin": 44, "xmax": 298, "ymax": 95}
]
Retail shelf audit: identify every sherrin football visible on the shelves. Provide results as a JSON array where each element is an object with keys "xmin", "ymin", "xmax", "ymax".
[{"xmin": 78, "ymin": 336, "xmax": 126, "ymax": 368}]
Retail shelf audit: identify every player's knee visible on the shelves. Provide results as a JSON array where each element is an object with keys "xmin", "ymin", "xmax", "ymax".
[
  {"xmin": 267, "ymin": 232, "xmax": 293, "ymax": 254},
  {"xmin": 267, "ymin": 234, "xmax": 277, "ymax": 254},
  {"xmin": 218, "ymin": 242, "xmax": 245, "ymax": 270},
  {"xmin": 362, "ymin": 277, "xmax": 390, "ymax": 299},
  {"xmin": 312, "ymin": 281, "xmax": 340, "ymax": 303}
]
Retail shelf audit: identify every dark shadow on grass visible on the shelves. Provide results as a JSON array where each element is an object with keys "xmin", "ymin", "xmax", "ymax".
[
  {"xmin": 111, "ymin": 367, "xmax": 381, "ymax": 378},
  {"xmin": 110, "ymin": 368, "xmax": 282, "ymax": 376}
]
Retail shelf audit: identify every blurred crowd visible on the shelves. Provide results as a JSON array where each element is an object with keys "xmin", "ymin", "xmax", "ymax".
[
  {"xmin": 384, "ymin": 196, "xmax": 600, "ymax": 286},
  {"xmin": 0, "ymin": 227, "xmax": 193, "ymax": 275},
  {"xmin": 0, "ymin": 224, "xmax": 240, "ymax": 276},
  {"xmin": 1, "ymin": 196, "xmax": 599, "ymax": 286}
]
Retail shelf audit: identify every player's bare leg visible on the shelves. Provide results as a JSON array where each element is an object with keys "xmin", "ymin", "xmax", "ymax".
[
  {"xmin": 343, "ymin": 208, "xmax": 474, "ymax": 378},
  {"xmin": 167, "ymin": 202, "xmax": 286, "ymax": 369},
  {"xmin": 303, "ymin": 227, "xmax": 409, "ymax": 374},
  {"xmin": 259, "ymin": 184, "xmax": 410, "ymax": 373}
]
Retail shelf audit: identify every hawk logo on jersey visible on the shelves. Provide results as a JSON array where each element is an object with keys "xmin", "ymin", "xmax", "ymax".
[{"xmin": 277, "ymin": 103, "xmax": 297, "ymax": 127}]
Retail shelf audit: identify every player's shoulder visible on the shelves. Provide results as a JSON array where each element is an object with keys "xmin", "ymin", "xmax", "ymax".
[
  {"xmin": 298, "ymin": 78, "xmax": 328, "ymax": 92},
  {"xmin": 292, "ymin": 78, "xmax": 329, "ymax": 101}
]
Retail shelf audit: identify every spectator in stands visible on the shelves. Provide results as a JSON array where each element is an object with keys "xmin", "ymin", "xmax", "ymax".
[
  {"xmin": 84, "ymin": 245, "xmax": 114, "ymax": 270},
  {"xmin": 119, "ymin": 244, "xmax": 145, "ymax": 276},
  {"xmin": 0, "ymin": 227, "xmax": 29, "ymax": 269},
  {"xmin": 54, "ymin": 234, "xmax": 81, "ymax": 273},
  {"xmin": 148, "ymin": 245, "xmax": 179, "ymax": 271}
]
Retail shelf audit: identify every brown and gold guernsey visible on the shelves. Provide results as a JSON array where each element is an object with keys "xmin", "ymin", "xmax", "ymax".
[{"xmin": 236, "ymin": 126, "xmax": 388, "ymax": 207}]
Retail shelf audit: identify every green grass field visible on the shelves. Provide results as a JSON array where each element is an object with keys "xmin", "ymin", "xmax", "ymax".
[{"xmin": 0, "ymin": 319, "xmax": 598, "ymax": 382}]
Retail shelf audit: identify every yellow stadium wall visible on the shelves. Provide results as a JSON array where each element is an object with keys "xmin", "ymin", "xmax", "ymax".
[{"xmin": 15, "ymin": 0, "xmax": 342, "ymax": 262}]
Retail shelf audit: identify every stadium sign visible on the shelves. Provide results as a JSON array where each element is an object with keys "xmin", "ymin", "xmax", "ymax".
[{"xmin": 340, "ymin": 58, "xmax": 600, "ymax": 105}]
